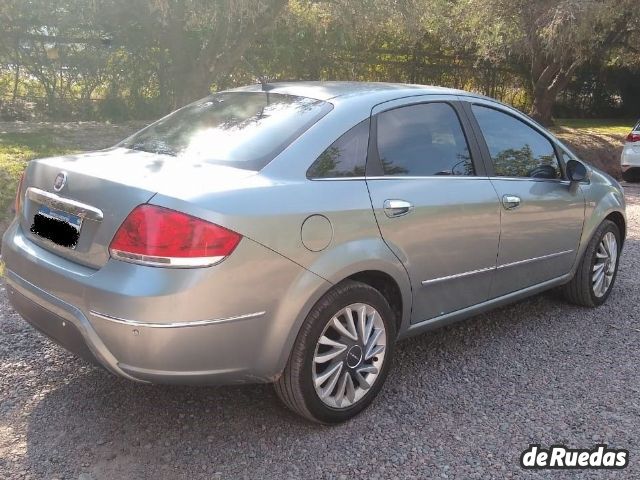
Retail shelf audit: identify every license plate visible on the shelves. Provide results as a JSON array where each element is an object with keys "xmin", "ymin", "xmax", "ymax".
[{"xmin": 31, "ymin": 205, "xmax": 82, "ymax": 249}]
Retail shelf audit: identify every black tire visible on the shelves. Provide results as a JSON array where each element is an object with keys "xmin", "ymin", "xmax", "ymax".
[
  {"xmin": 622, "ymin": 169, "xmax": 640, "ymax": 183},
  {"xmin": 274, "ymin": 280, "xmax": 396, "ymax": 424},
  {"xmin": 562, "ymin": 220, "xmax": 621, "ymax": 307}
]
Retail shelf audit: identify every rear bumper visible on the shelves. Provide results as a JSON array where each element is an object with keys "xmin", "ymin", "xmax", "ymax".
[
  {"xmin": 2, "ymin": 220, "xmax": 330, "ymax": 385},
  {"xmin": 621, "ymin": 147, "xmax": 640, "ymax": 170},
  {"xmin": 7, "ymin": 282, "xmax": 102, "ymax": 367},
  {"xmin": 5, "ymin": 273, "xmax": 116, "ymax": 372},
  {"xmin": 4, "ymin": 269, "xmax": 269, "ymax": 384}
]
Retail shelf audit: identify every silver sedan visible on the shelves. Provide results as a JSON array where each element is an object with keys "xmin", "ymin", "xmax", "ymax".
[{"xmin": 2, "ymin": 82, "xmax": 626, "ymax": 423}]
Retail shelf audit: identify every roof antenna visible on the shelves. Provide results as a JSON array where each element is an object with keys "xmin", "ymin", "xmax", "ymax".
[{"xmin": 241, "ymin": 56, "xmax": 271, "ymax": 91}]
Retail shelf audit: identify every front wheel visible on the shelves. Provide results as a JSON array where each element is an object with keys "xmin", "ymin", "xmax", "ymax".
[
  {"xmin": 275, "ymin": 280, "xmax": 396, "ymax": 424},
  {"xmin": 562, "ymin": 220, "xmax": 621, "ymax": 307}
]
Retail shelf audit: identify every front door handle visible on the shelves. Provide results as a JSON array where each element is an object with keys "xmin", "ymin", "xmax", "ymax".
[
  {"xmin": 502, "ymin": 194, "xmax": 521, "ymax": 210},
  {"xmin": 383, "ymin": 199, "xmax": 414, "ymax": 218}
]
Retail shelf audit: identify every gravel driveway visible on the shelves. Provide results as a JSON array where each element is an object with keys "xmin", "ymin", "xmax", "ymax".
[{"xmin": 1, "ymin": 186, "xmax": 639, "ymax": 480}]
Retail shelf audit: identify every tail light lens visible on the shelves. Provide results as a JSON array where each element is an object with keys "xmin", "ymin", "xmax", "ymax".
[
  {"xmin": 13, "ymin": 171, "xmax": 26, "ymax": 215},
  {"xmin": 626, "ymin": 132, "xmax": 640, "ymax": 142},
  {"xmin": 109, "ymin": 205, "xmax": 242, "ymax": 267}
]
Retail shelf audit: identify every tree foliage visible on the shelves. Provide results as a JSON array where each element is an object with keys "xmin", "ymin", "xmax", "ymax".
[
  {"xmin": 0, "ymin": 0, "xmax": 638, "ymax": 122},
  {"xmin": 459, "ymin": 0, "xmax": 639, "ymax": 124}
]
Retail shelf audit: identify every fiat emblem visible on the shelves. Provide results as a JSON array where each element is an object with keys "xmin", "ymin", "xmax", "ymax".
[{"xmin": 53, "ymin": 172, "xmax": 67, "ymax": 192}]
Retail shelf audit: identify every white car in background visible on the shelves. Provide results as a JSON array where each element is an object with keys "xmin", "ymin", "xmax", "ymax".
[{"xmin": 621, "ymin": 120, "xmax": 640, "ymax": 182}]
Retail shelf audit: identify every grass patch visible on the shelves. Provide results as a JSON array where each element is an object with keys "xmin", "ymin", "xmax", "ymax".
[
  {"xmin": 554, "ymin": 119, "xmax": 636, "ymax": 137},
  {"xmin": 0, "ymin": 132, "xmax": 76, "ymax": 234},
  {"xmin": 551, "ymin": 119, "xmax": 632, "ymax": 179}
]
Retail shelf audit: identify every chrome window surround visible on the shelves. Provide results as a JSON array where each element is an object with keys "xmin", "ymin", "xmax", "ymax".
[{"xmin": 311, "ymin": 176, "xmax": 570, "ymax": 183}]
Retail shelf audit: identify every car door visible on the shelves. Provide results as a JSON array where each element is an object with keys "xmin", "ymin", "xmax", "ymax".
[
  {"xmin": 463, "ymin": 101, "xmax": 585, "ymax": 298},
  {"xmin": 365, "ymin": 97, "xmax": 501, "ymax": 323}
]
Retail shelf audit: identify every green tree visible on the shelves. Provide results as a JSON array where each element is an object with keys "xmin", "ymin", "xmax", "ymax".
[
  {"xmin": 461, "ymin": 0, "xmax": 639, "ymax": 125},
  {"xmin": 130, "ymin": 0, "xmax": 289, "ymax": 107}
]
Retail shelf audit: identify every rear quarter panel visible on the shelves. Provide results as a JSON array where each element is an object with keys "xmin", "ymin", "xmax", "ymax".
[{"xmin": 149, "ymin": 100, "xmax": 414, "ymax": 348}]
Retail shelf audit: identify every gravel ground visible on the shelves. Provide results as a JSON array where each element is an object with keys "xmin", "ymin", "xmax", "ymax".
[{"xmin": 0, "ymin": 186, "xmax": 639, "ymax": 480}]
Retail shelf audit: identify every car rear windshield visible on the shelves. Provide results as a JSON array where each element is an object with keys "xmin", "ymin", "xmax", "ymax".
[{"xmin": 119, "ymin": 92, "xmax": 332, "ymax": 170}]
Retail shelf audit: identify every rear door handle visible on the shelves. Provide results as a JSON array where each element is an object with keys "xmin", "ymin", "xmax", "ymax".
[
  {"xmin": 502, "ymin": 194, "xmax": 521, "ymax": 210},
  {"xmin": 383, "ymin": 199, "xmax": 414, "ymax": 218}
]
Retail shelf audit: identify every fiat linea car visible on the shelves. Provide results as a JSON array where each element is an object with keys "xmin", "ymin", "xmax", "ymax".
[{"xmin": 2, "ymin": 82, "xmax": 626, "ymax": 423}]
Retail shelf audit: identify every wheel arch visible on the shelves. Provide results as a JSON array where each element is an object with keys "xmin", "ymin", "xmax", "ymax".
[
  {"xmin": 346, "ymin": 270, "xmax": 404, "ymax": 334},
  {"xmin": 605, "ymin": 210, "xmax": 626, "ymax": 246},
  {"xmin": 269, "ymin": 240, "xmax": 412, "ymax": 379}
]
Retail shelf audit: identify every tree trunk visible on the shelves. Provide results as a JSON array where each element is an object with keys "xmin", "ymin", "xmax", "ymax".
[
  {"xmin": 12, "ymin": 63, "xmax": 19, "ymax": 101},
  {"xmin": 172, "ymin": 66, "xmax": 212, "ymax": 109},
  {"xmin": 529, "ymin": 59, "xmax": 580, "ymax": 127},
  {"xmin": 529, "ymin": 91, "xmax": 555, "ymax": 126},
  {"xmin": 165, "ymin": 0, "xmax": 289, "ymax": 109}
]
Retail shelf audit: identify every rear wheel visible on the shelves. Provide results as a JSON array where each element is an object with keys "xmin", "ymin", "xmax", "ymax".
[
  {"xmin": 622, "ymin": 169, "xmax": 640, "ymax": 183},
  {"xmin": 562, "ymin": 220, "xmax": 621, "ymax": 307},
  {"xmin": 275, "ymin": 280, "xmax": 396, "ymax": 424}
]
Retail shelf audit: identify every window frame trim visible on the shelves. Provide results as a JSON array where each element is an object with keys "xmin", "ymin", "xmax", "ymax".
[
  {"xmin": 366, "ymin": 98, "xmax": 486, "ymax": 179},
  {"xmin": 461, "ymin": 100, "xmax": 568, "ymax": 182}
]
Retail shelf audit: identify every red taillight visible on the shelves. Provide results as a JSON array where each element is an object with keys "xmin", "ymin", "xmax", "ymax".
[
  {"xmin": 13, "ymin": 171, "xmax": 25, "ymax": 214},
  {"xmin": 109, "ymin": 205, "xmax": 242, "ymax": 267},
  {"xmin": 626, "ymin": 132, "xmax": 640, "ymax": 142}
]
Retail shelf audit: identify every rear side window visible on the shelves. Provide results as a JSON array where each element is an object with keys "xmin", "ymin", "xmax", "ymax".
[
  {"xmin": 376, "ymin": 103, "xmax": 474, "ymax": 177},
  {"xmin": 307, "ymin": 120, "xmax": 369, "ymax": 178},
  {"xmin": 472, "ymin": 105, "xmax": 561, "ymax": 180},
  {"xmin": 120, "ymin": 92, "xmax": 332, "ymax": 171}
]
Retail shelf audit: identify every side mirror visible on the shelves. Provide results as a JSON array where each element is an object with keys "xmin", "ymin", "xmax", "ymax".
[{"xmin": 566, "ymin": 159, "xmax": 590, "ymax": 183}]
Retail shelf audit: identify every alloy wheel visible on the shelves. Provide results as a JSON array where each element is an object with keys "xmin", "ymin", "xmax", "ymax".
[
  {"xmin": 592, "ymin": 231, "xmax": 618, "ymax": 298},
  {"xmin": 312, "ymin": 303, "xmax": 387, "ymax": 409}
]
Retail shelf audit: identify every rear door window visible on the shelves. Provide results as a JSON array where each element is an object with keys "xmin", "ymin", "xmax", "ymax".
[{"xmin": 376, "ymin": 103, "xmax": 474, "ymax": 177}]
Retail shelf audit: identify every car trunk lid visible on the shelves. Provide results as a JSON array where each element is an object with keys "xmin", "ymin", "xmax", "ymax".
[{"xmin": 19, "ymin": 148, "xmax": 257, "ymax": 269}]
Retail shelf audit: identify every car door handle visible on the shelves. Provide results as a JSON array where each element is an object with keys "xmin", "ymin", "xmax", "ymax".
[
  {"xmin": 383, "ymin": 199, "xmax": 414, "ymax": 217},
  {"xmin": 502, "ymin": 195, "xmax": 521, "ymax": 210}
]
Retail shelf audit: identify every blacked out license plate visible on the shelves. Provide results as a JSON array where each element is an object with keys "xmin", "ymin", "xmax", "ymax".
[{"xmin": 31, "ymin": 205, "xmax": 82, "ymax": 249}]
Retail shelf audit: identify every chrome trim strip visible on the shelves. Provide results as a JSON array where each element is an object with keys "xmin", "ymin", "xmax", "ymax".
[
  {"xmin": 489, "ymin": 177, "xmax": 571, "ymax": 185},
  {"xmin": 27, "ymin": 187, "xmax": 104, "ymax": 221},
  {"xmin": 313, "ymin": 176, "xmax": 570, "ymax": 183},
  {"xmin": 310, "ymin": 177, "xmax": 367, "ymax": 181},
  {"xmin": 366, "ymin": 176, "xmax": 491, "ymax": 181},
  {"xmin": 497, "ymin": 249, "xmax": 574, "ymax": 269},
  {"xmin": 422, "ymin": 266, "xmax": 495, "ymax": 286},
  {"xmin": 90, "ymin": 310, "xmax": 266, "ymax": 328},
  {"xmin": 110, "ymin": 249, "xmax": 225, "ymax": 268},
  {"xmin": 421, "ymin": 249, "xmax": 575, "ymax": 285},
  {"xmin": 311, "ymin": 176, "xmax": 492, "ymax": 181}
]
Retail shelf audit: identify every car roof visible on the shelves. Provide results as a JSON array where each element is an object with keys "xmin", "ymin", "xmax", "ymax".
[{"xmin": 229, "ymin": 81, "xmax": 475, "ymax": 102}]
